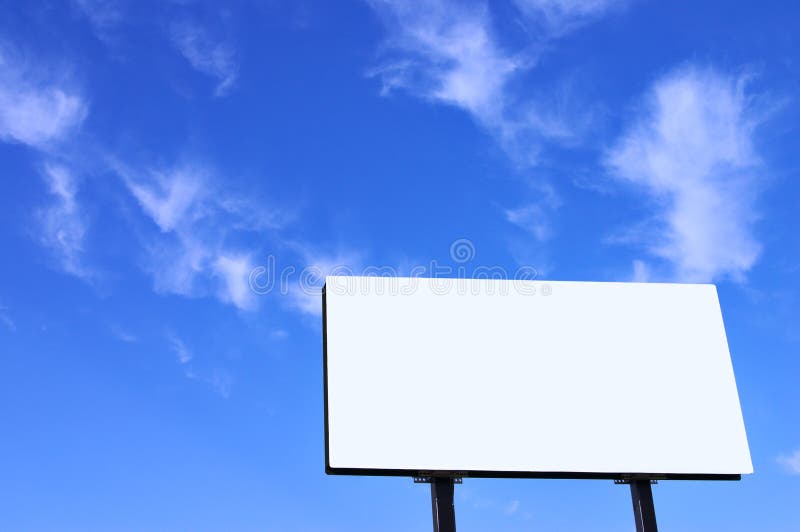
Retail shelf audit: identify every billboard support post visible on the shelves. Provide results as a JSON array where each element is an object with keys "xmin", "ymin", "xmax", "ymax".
[
  {"xmin": 629, "ymin": 480, "xmax": 658, "ymax": 532},
  {"xmin": 430, "ymin": 477, "xmax": 456, "ymax": 532}
]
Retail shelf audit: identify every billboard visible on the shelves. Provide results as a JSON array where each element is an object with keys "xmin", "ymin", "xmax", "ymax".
[{"xmin": 323, "ymin": 276, "xmax": 752, "ymax": 479}]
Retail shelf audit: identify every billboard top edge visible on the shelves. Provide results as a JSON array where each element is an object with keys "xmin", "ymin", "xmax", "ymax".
[{"xmin": 325, "ymin": 275, "xmax": 717, "ymax": 288}]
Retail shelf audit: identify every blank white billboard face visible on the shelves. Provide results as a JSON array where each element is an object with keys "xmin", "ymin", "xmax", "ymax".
[{"xmin": 323, "ymin": 276, "xmax": 752, "ymax": 478}]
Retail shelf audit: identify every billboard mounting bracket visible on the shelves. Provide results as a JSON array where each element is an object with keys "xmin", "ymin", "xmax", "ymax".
[{"xmin": 414, "ymin": 476, "xmax": 462, "ymax": 484}]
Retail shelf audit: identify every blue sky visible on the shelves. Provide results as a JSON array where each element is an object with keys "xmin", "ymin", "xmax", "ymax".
[{"xmin": 1, "ymin": 0, "xmax": 799, "ymax": 530}]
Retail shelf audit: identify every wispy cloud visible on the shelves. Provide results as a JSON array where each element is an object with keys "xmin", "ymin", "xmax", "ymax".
[
  {"xmin": 71, "ymin": 0, "xmax": 124, "ymax": 44},
  {"xmin": 504, "ymin": 499, "xmax": 520, "ymax": 516},
  {"xmin": 0, "ymin": 48, "xmax": 87, "ymax": 149},
  {"xmin": 171, "ymin": 21, "xmax": 238, "ymax": 96},
  {"xmin": 118, "ymin": 162, "xmax": 279, "ymax": 310},
  {"xmin": 37, "ymin": 164, "xmax": 92, "ymax": 279},
  {"xmin": 503, "ymin": 183, "xmax": 562, "ymax": 241},
  {"xmin": 778, "ymin": 449, "xmax": 800, "ymax": 474},
  {"xmin": 458, "ymin": 487, "xmax": 532, "ymax": 520},
  {"xmin": 126, "ymin": 168, "xmax": 204, "ymax": 233},
  {"xmin": 0, "ymin": 305, "xmax": 15, "ymax": 332},
  {"xmin": 513, "ymin": 0, "xmax": 625, "ymax": 36},
  {"xmin": 367, "ymin": 1, "xmax": 623, "ymax": 154},
  {"xmin": 213, "ymin": 253, "xmax": 257, "ymax": 311},
  {"xmin": 124, "ymin": 166, "xmax": 215, "ymax": 297},
  {"xmin": 367, "ymin": 0, "xmax": 523, "ymax": 142},
  {"xmin": 0, "ymin": 47, "xmax": 92, "ymax": 282},
  {"xmin": 607, "ymin": 65, "xmax": 766, "ymax": 283},
  {"xmin": 285, "ymin": 247, "xmax": 364, "ymax": 317},
  {"xmin": 367, "ymin": 0, "xmax": 624, "ymax": 243},
  {"xmin": 631, "ymin": 259, "xmax": 650, "ymax": 282},
  {"xmin": 185, "ymin": 367, "xmax": 234, "ymax": 398},
  {"xmin": 271, "ymin": 329, "xmax": 289, "ymax": 340},
  {"xmin": 167, "ymin": 332, "xmax": 234, "ymax": 397},
  {"xmin": 110, "ymin": 324, "xmax": 137, "ymax": 343},
  {"xmin": 167, "ymin": 332, "xmax": 193, "ymax": 364},
  {"xmin": 505, "ymin": 204, "xmax": 552, "ymax": 240}
]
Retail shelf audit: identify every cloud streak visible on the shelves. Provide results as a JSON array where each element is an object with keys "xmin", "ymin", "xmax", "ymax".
[
  {"xmin": 167, "ymin": 333, "xmax": 234, "ymax": 397},
  {"xmin": 167, "ymin": 332, "xmax": 193, "ymax": 364},
  {"xmin": 778, "ymin": 449, "xmax": 800, "ymax": 475},
  {"xmin": 503, "ymin": 182, "xmax": 562, "ymax": 241},
  {"xmin": 171, "ymin": 21, "xmax": 238, "ymax": 97},
  {"xmin": 513, "ymin": 0, "xmax": 624, "ymax": 35},
  {"xmin": 0, "ymin": 305, "xmax": 15, "ymax": 332},
  {"xmin": 607, "ymin": 65, "xmax": 765, "ymax": 283},
  {"xmin": 71, "ymin": 0, "xmax": 124, "ymax": 44},
  {"xmin": 185, "ymin": 367, "xmax": 234, "ymax": 398},
  {"xmin": 37, "ymin": 164, "xmax": 92, "ymax": 279}
]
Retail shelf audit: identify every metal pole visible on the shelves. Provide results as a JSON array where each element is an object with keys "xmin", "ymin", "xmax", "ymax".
[
  {"xmin": 629, "ymin": 480, "xmax": 658, "ymax": 532},
  {"xmin": 430, "ymin": 477, "xmax": 456, "ymax": 532}
]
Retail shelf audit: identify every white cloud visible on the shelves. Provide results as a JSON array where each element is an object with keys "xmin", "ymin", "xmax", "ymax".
[
  {"xmin": 778, "ymin": 449, "xmax": 800, "ymax": 474},
  {"xmin": 119, "ymin": 163, "xmax": 275, "ymax": 310},
  {"xmin": 171, "ymin": 21, "xmax": 238, "ymax": 97},
  {"xmin": 513, "ymin": 0, "xmax": 623, "ymax": 35},
  {"xmin": 607, "ymin": 66, "xmax": 765, "ymax": 283},
  {"xmin": 505, "ymin": 204, "xmax": 551, "ymax": 240},
  {"xmin": 286, "ymin": 248, "xmax": 364, "ymax": 317},
  {"xmin": 631, "ymin": 259, "xmax": 650, "ymax": 282},
  {"xmin": 504, "ymin": 499, "xmax": 520, "ymax": 516},
  {"xmin": 504, "ymin": 183, "xmax": 561, "ymax": 241},
  {"xmin": 185, "ymin": 367, "xmax": 234, "ymax": 398},
  {"xmin": 167, "ymin": 332, "xmax": 193, "ymax": 364},
  {"xmin": 271, "ymin": 329, "xmax": 289, "ymax": 340},
  {"xmin": 122, "ymin": 168, "xmax": 209, "ymax": 296},
  {"xmin": 110, "ymin": 324, "xmax": 137, "ymax": 342},
  {"xmin": 167, "ymin": 333, "xmax": 234, "ymax": 398},
  {"xmin": 71, "ymin": 0, "xmax": 124, "ymax": 43},
  {"xmin": 37, "ymin": 164, "xmax": 92, "ymax": 279},
  {"xmin": 368, "ymin": 0, "xmax": 623, "ymax": 150},
  {"xmin": 213, "ymin": 254, "xmax": 256, "ymax": 311},
  {"xmin": 0, "ymin": 49, "xmax": 87, "ymax": 148},
  {"xmin": 147, "ymin": 236, "xmax": 210, "ymax": 297},
  {"xmin": 368, "ymin": 0, "xmax": 521, "ymax": 134},
  {"xmin": 126, "ymin": 169, "xmax": 204, "ymax": 233}
]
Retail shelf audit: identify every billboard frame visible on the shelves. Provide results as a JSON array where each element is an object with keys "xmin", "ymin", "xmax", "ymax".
[{"xmin": 321, "ymin": 283, "xmax": 741, "ymax": 482}]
